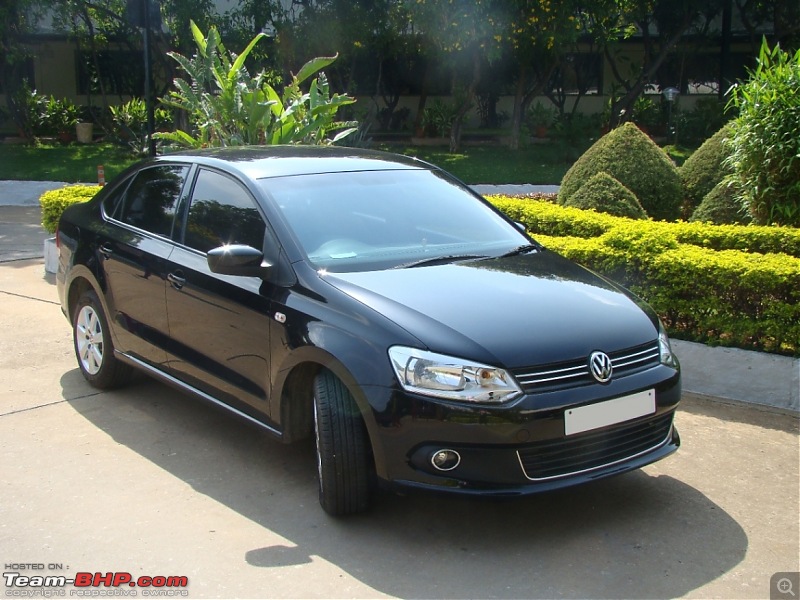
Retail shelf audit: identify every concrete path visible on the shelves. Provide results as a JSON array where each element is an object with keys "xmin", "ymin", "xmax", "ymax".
[
  {"xmin": 0, "ymin": 179, "xmax": 797, "ymax": 414},
  {"xmin": 0, "ymin": 262, "xmax": 797, "ymax": 598}
]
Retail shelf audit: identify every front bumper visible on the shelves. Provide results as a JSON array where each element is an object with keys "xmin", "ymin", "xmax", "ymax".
[{"xmin": 366, "ymin": 364, "xmax": 681, "ymax": 495}]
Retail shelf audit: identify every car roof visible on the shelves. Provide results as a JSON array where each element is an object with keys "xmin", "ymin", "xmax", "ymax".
[{"xmin": 158, "ymin": 145, "xmax": 431, "ymax": 180}]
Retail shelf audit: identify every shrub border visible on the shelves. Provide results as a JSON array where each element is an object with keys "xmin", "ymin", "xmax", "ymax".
[{"xmin": 489, "ymin": 196, "xmax": 799, "ymax": 356}]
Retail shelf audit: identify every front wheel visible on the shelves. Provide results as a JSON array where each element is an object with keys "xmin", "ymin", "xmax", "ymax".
[
  {"xmin": 72, "ymin": 290, "xmax": 134, "ymax": 389},
  {"xmin": 313, "ymin": 370, "xmax": 372, "ymax": 516}
]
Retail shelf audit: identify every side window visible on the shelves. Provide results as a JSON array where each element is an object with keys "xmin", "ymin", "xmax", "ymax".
[
  {"xmin": 101, "ymin": 178, "xmax": 130, "ymax": 218},
  {"xmin": 114, "ymin": 165, "xmax": 188, "ymax": 236},
  {"xmin": 184, "ymin": 169, "xmax": 265, "ymax": 254}
]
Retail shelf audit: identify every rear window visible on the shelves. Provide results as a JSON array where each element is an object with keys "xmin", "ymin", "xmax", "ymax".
[{"xmin": 108, "ymin": 165, "xmax": 189, "ymax": 237}]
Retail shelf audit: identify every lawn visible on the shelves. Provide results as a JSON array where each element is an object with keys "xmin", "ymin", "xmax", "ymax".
[
  {"xmin": 388, "ymin": 143, "xmax": 583, "ymax": 184},
  {"xmin": 0, "ymin": 142, "xmax": 138, "ymax": 183},
  {"xmin": 0, "ymin": 140, "xmax": 580, "ymax": 185}
]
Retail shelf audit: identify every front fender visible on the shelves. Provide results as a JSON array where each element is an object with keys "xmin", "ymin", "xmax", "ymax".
[{"xmin": 269, "ymin": 326, "xmax": 400, "ymax": 477}]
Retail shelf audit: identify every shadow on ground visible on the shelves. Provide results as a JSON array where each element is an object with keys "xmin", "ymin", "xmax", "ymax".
[{"xmin": 62, "ymin": 371, "xmax": 747, "ymax": 599}]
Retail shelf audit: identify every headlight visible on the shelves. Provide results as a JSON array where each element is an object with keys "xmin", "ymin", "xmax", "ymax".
[
  {"xmin": 658, "ymin": 321, "xmax": 679, "ymax": 368},
  {"xmin": 388, "ymin": 346, "xmax": 522, "ymax": 403}
]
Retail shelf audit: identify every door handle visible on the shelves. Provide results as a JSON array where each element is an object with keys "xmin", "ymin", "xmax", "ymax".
[
  {"xmin": 167, "ymin": 271, "xmax": 186, "ymax": 289},
  {"xmin": 98, "ymin": 243, "xmax": 113, "ymax": 259}
]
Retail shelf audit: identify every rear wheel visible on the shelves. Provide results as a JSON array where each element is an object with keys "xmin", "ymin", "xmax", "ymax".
[
  {"xmin": 72, "ymin": 290, "xmax": 134, "ymax": 389},
  {"xmin": 313, "ymin": 370, "xmax": 372, "ymax": 516}
]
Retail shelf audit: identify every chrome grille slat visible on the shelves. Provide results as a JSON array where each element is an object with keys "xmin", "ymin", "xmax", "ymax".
[{"xmin": 512, "ymin": 342, "xmax": 660, "ymax": 393}]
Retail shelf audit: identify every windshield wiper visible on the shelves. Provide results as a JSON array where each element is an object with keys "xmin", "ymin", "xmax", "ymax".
[
  {"xmin": 392, "ymin": 254, "xmax": 489, "ymax": 269},
  {"xmin": 499, "ymin": 243, "xmax": 540, "ymax": 258}
]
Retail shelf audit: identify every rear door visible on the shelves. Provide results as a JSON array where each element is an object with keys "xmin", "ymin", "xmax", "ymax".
[
  {"xmin": 99, "ymin": 164, "xmax": 189, "ymax": 367},
  {"xmin": 164, "ymin": 168, "xmax": 274, "ymax": 418}
]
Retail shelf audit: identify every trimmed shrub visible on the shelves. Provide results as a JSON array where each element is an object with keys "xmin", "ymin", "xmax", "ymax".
[
  {"xmin": 487, "ymin": 195, "xmax": 800, "ymax": 355},
  {"xmin": 558, "ymin": 122, "xmax": 682, "ymax": 221},
  {"xmin": 679, "ymin": 124, "xmax": 732, "ymax": 216},
  {"xmin": 690, "ymin": 179, "xmax": 750, "ymax": 225},
  {"xmin": 487, "ymin": 195, "xmax": 800, "ymax": 256},
  {"xmin": 564, "ymin": 172, "xmax": 646, "ymax": 219},
  {"xmin": 40, "ymin": 185, "xmax": 100, "ymax": 234},
  {"xmin": 534, "ymin": 232, "xmax": 800, "ymax": 356}
]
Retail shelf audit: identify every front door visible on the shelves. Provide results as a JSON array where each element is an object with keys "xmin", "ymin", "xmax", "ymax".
[{"xmin": 164, "ymin": 168, "xmax": 274, "ymax": 419}]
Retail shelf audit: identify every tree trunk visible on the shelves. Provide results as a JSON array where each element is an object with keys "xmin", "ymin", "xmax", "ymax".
[
  {"xmin": 448, "ymin": 50, "xmax": 481, "ymax": 153},
  {"xmin": 609, "ymin": 25, "xmax": 693, "ymax": 127},
  {"xmin": 508, "ymin": 65, "xmax": 528, "ymax": 151},
  {"xmin": 413, "ymin": 61, "xmax": 431, "ymax": 136}
]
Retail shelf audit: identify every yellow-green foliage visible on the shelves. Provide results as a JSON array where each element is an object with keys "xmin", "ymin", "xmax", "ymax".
[
  {"xmin": 564, "ymin": 172, "xmax": 647, "ymax": 219},
  {"xmin": 489, "ymin": 196, "xmax": 800, "ymax": 355},
  {"xmin": 39, "ymin": 185, "xmax": 101, "ymax": 234},
  {"xmin": 487, "ymin": 195, "xmax": 800, "ymax": 256},
  {"xmin": 557, "ymin": 122, "xmax": 683, "ymax": 220},
  {"xmin": 679, "ymin": 124, "xmax": 733, "ymax": 214}
]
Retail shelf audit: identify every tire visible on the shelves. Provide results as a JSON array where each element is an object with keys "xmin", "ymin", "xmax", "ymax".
[
  {"xmin": 72, "ymin": 290, "xmax": 134, "ymax": 389},
  {"xmin": 313, "ymin": 369, "xmax": 372, "ymax": 516}
]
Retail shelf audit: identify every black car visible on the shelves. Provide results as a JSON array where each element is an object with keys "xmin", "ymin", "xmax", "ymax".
[{"xmin": 57, "ymin": 146, "xmax": 681, "ymax": 515}]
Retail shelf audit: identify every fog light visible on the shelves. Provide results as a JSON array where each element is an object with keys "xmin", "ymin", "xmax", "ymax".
[{"xmin": 430, "ymin": 449, "xmax": 461, "ymax": 471}]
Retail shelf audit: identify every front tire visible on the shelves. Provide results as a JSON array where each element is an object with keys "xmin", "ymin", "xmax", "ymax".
[
  {"xmin": 313, "ymin": 370, "xmax": 372, "ymax": 516},
  {"xmin": 72, "ymin": 290, "xmax": 133, "ymax": 389}
]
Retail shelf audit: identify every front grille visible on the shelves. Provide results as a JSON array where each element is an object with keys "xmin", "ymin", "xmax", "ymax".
[
  {"xmin": 512, "ymin": 342, "xmax": 660, "ymax": 393},
  {"xmin": 517, "ymin": 411, "xmax": 674, "ymax": 481}
]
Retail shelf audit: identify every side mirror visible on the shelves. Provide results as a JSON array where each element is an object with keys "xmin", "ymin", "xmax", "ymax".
[{"xmin": 207, "ymin": 244, "xmax": 271, "ymax": 277}]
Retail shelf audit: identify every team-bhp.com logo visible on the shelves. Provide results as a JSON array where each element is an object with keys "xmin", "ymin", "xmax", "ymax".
[{"xmin": 4, "ymin": 571, "xmax": 189, "ymax": 596}]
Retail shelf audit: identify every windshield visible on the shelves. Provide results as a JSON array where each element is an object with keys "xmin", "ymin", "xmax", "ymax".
[{"xmin": 259, "ymin": 169, "xmax": 530, "ymax": 272}]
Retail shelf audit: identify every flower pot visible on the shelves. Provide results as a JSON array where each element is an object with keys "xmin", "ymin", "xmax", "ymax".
[{"xmin": 76, "ymin": 122, "xmax": 94, "ymax": 144}]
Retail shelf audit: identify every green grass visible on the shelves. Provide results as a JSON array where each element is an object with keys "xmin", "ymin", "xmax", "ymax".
[
  {"xmin": 393, "ymin": 144, "xmax": 581, "ymax": 184},
  {"xmin": 0, "ymin": 142, "xmax": 138, "ymax": 183},
  {"xmin": 0, "ymin": 140, "xmax": 580, "ymax": 185}
]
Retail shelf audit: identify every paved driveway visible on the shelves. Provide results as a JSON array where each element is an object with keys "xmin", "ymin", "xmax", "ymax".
[{"xmin": 1, "ymin": 259, "xmax": 798, "ymax": 599}]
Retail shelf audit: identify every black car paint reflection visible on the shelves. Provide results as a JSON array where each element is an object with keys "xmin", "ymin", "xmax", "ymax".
[{"xmin": 56, "ymin": 146, "xmax": 681, "ymax": 516}]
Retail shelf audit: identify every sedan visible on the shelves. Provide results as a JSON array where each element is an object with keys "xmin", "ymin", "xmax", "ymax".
[{"xmin": 57, "ymin": 146, "xmax": 681, "ymax": 516}]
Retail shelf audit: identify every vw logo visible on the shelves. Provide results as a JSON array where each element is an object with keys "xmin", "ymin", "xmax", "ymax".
[{"xmin": 589, "ymin": 351, "xmax": 613, "ymax": 383}]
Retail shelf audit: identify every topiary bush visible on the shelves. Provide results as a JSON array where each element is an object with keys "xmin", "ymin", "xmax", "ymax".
[
  {"xmin": 40, "ymin": 185, "xmax": 101, "ymax": 234},
  {"xmin": 690, "ymin": 179, "xmax": 750, "ymax": 225},
  {"xmin": 679, "ymin": 124, "xmax": 733, "ymax": 218},
  {"xmin": 563, "ymin": 172, "xmax": 647, "ymax": 219},
  {"xmin": 558, "ymin": 122, "xmax": 682, "ymax": 221}
]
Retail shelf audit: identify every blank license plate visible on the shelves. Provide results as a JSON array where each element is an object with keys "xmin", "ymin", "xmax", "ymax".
[{"xmin": 564, "ymin": 389, "xmax": 656, "ymax": 436}]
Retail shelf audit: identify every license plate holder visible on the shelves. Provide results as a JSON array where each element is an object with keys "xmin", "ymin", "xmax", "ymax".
[{"xmin": 564, "ymin": 389, "xmax": 656, "ymax": 436}]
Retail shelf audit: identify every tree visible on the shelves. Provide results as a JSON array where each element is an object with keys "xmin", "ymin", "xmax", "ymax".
[
  {"xmin": 407, "ymin": 0, "xmax": 503, "ymax": 152},
  {"xmin": 601, "ymin": 0, "xmax": 724, "ymax": 125},
  {"xmin": 0, "ymin": 0, "xmax": 45, "ymax": 127},
  {"xmin": 503, "ymin": 0, "xmax": 584, "ymax": 150}
]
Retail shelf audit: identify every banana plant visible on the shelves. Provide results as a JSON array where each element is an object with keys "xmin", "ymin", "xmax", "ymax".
[{"xmin": 156, "ymin": 21, "xmax": 357, "ymax": 148}]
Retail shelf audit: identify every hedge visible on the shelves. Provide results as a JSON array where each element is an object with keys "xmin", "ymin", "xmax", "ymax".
[
  {"xmin": 489, "ymin": 196, "xmax": 800, "ymax": 356},
  {"xmin": 488, "ymin": 195, "xmax": 800, "ymax": 257},
  {"xmin": 40, "ymin": 185, "xmax": 101, "ymax": 234}
]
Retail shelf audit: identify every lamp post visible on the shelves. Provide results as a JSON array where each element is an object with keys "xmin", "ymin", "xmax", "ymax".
[{"xmin": 662, "ymin": 87, "xmax": 679, "ymax": 142}]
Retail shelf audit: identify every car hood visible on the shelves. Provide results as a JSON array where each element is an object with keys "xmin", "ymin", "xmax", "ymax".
[{"xmin": 321, "ymin": 250, "xmax": 659, "ymax": 368}]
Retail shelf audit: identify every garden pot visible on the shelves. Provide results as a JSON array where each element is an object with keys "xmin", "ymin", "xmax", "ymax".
[
  {"xmin": 76, "ymin": 122, "xmax": 93, "ymax": 144},
  {"xmin": 44, "ymin": 237, "xmax": 58, "ymax": 274}
]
